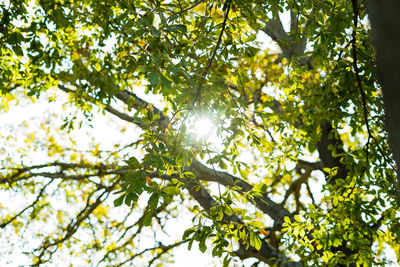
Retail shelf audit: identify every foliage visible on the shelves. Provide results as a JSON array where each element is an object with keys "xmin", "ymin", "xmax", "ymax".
[{"xmin": 0, "ymin": 0, "xmax": 399, "ymax": 266}]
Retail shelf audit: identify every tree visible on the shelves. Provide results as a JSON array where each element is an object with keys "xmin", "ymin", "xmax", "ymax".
[
  {"xmin": 0, "ymin": 0, "xmax": 399, "ymax": 266},
  {"xmin": 364, "ymin": 0, "xmax": 400, "ymax": 199}
]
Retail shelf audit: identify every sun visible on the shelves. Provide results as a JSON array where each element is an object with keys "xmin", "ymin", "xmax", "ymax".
[{"xmin": 194, "ymin": 118, "xmax": 214, "ymax": 138}]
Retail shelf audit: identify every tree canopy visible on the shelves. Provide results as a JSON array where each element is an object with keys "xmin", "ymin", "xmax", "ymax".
[{"xmin": 0, "ymin": 0, "xmax": 399, "ymax": 266}]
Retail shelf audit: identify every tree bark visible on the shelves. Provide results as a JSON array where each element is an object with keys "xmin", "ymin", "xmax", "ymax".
[{"xmin": 364, "ymin": 0, "xmax": 400, "ymax": 203}]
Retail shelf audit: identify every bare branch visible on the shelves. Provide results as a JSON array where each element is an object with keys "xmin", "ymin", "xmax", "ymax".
[
  {"xmin": 98, "ymin": 203, "xmax": 169, "ymax": 265},
  {"xmin": 0, "ymin": 180, "xmax": 53, "ymax": 228},
  {"xmin": 32, "ymin": 182, "xmax": 117, "ymax": 265},
  {"xmin": 1, "ymin": 162, "xmax": 129, "ymax": 185},
  {"xmin": 114, "ymin": 240, "xmax": 190, "ymax": 267},
  {"xmin": 167, "ymin": 0, "xmax": 205, "ymax": 20}
]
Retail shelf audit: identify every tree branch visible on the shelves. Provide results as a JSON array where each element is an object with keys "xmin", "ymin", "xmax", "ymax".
[
  {"xmin": 0, "ymin": 180, "xmax": 53, "ymax": 228},
  {"xmin": 32, "ymin": 182, "xmax": 117, "ymax": 265},
  {"xmin": 193, "ymin": 1, "xmax": 231, "ymax": 106},
  {"xmin": 188, "ymin": 159, "xmax": 292, "ymax": 228},
  {"xmin": 182, "ymin": 177, "xmax": 301, "ymax": 266}
]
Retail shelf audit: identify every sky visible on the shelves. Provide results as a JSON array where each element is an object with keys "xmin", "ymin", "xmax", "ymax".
[{"xmin": 0, "ymin": 88, "xmax": 263, "ymax": 266}]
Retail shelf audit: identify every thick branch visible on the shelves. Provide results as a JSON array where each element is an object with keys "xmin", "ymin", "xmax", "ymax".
[
  {"xmin": 182, "ymin": 178, "xmax": 301, "ymax": 266},
  {"xmin": 188, "ymin": 159, "xmax": 292, "ymax": 228},
  {"xmin": 262, "ymin": 15, "xmax": 288, "ymax": 48},
  {"xmin": 316, "ymin": 121, "xmax": 349, "ymax": 184},
  {"xmin": 261, "ymin": 15, "xmax": 305, "ymax": 59}
]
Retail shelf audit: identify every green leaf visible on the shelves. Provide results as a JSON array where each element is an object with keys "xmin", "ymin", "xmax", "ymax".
[
  {"xmin": 143, "ymin": 212, "xmax": 153, "ymax": 226},
  {"xmin": 245, "ymin": 34, "xmax": 257, "ymax": 42},
  {"xmin": 127, "ymin": 157, "xmax": 140, "ymax": 168},
  {"xmin": 182, "ymin": 228, "xmax": 196, "ymax": 240},
  {"xmin": 199, "ymin": 239, "xmax": 207, "ymax": 253},
  {"xmin": 333, "ymin": 197, "xmax": 338, "ymax": 207},
  {"xmin": 113, "ymin": 195, "xmax": 125, "ymax": 207},
  {"xmin": 13, "ymin": 45, "xmax": 23, "ymax": 56},
  {"xmin": 165, "ymin": 24, "xmax": 187, "ymax": 33},
  {"xmin": 249, "ymin": 231, "xmax": 261, "ymax": 250},
  {"xmin": 183, "ymin": 171, "xmax": 196, "ymax": 179},
  {"xmin": 148, "ymin": 192, "xmax": 159, "ymax": 210},
  {"xmin": 219, "ymin": 160, "xmax": 227, "ymax": 170},
  {"xmin": 188, "ymin": 238, "xmax": 194, "ymax": 251},
  {"xmin": 125, "ymin": 192, "xmax": 138, "ymax": 206},
  {"xmin": 162, "ymin": 156, "xmax": 176, "ymax": 166},
  {"xmin": 163, "ymin": 186, "xmax": 180, "ymax": 195},
  {"xmin": 148, "ymin": 72, "xmax": 160, "ymax": 86},
  {"xmin": 223, "ymin": 255, "xmax": 232, "ymax": 267},
  {"xmin": 160, "ymin": 75, "xmax": 172, "ymax": 90}
]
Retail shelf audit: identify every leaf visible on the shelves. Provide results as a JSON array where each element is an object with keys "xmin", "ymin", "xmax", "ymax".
[
  {"xmin": 249, "ymin": 231, "xmax": 261, "ymax": 250},
  {"xmin": 323, "ymin": 167, "xmax": 331, "ymax": 173},
  {"xmin": 188, "ymin": 239, "xmax": 194, "ymax": 251},
  {"xmin": 219, "ymin": 160, "xmax": 227, "ymax": 170},
  {"xmin": 211, "ymin": 246, "xmax": 219, "ymax": 257},
  {"xmin": 217, "ymin": 209, "xmax": 224, "ymax": 221},
  {"xmin": 13, "ymin": 45, "xmax": 23, "ymax": 56},
  {"xmin": 127, "ymin": 157, "xmax": 140, "ymax": 168},
  {"xmin": 113, "ymin": 195, "xmax": 125, "ymax": 207},
  {"xmin": 238, "ymin": 167, "xmax": 248, "ymax": 179},
  {"xmin": 246, "ymin": 34, "xmax": 257, "ymax": 42},
  {"xmin": 143, "ymin": 212, "xmax": 153, "ymax": 226},
  {"xmin": 125, "ymin": 192, "xmax": 138, "ymax": 206},
  {"xmin": 199, "ymin": 239, "xmax": 207, "ymax": 253},
  {"xmin": 253, "ymin": 235, "xmax": 262, "ymax": 250},
  {"xmin": 160, "ymin": 75, "xmax": 172, "ymax": 90},
  {"xmin": 333, "ymin": 197, "xmax": 338, "ymax": 207},
  {"xmin": 148, "ymin": 192, "xmax": 159, "ymax": 210},
  {"xmin": 163, "ymin": 186, "xmax": 179, "ymax": 195},
  {"xmin": 182, "ymin": 228, "xmax": 196, "ymax": 240},
  {"xmin": 183, "ymin": 171, "xmax": 196, "ymax": 179},
  {"xmin": 148, "ymin": 72, "xmax": 160, "ymax": 86},
  {"xmin": 164, "ymin": 24, "xmax": 187, "ymax": 33},
  {"xmin": 162, "ymin": 156, "xmax": 176, "ymax": 166},
  {"xmin": 223, "ymin": 255, "xmax": 232, "ymax": 267}
]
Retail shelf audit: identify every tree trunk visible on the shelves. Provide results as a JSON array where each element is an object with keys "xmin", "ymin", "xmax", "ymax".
[{"xmin": 365, "ymin": 0, "xmax": 400, "ymax": 203}]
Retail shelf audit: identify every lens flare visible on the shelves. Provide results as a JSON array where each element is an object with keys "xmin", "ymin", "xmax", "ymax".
[{"xmin": 195, "ymin": 118, "xmax": 213, "ymax": 138}]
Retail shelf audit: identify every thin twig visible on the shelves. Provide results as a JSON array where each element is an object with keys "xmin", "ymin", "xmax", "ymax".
[
  {"xmin": 192, "ymin": 2, "xmax": 231, "ymax": 107},
  {"xmin": 168, "ymin": 0, "xmax": 205, "ymax": 21},
  {"xmin": 351, "ymin": 0, "xmax": 372, "ymax": 164}
]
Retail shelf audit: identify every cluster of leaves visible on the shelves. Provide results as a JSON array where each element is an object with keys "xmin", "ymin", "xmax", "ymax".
[{"xmin": 0, "ymin": 0, "xmax": 399, "ymax": 266}]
